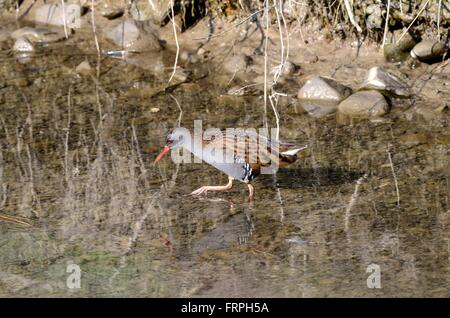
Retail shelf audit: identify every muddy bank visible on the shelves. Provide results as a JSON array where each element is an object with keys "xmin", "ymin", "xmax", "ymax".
[{"xmin": 1, "ymin": 0, "xmax": 448, "ymax": 113}]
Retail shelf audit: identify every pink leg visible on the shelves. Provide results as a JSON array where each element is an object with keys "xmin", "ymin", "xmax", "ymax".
[
  {"xmin": 191, "ymin": 177, "xmax": 234, "ymax": 196},
  {"xmin": 247, "ymin": 183, "xmax": 254, "ymax": 201}
]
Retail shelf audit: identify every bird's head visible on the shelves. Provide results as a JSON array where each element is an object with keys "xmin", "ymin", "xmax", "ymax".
[{"xmin": 153, "ymin": 128, "xmax": 190, "ymax": 164}]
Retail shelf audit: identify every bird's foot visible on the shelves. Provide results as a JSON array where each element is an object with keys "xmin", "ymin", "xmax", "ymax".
[
  {"xmin": 190, "ymin": 186, "xmax": 210, "ymax": 196},
  {"xmin": 190, "ymin": 177, "xmax": 234, "ymax": 197},
  {"xmin": 247, "ymin": 183, "xmax": 254, "ymax": 202}
]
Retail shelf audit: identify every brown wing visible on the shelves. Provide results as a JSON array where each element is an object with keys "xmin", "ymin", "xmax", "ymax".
[
  {"xmin": 222, "ymin": 129, "xmax": 280, "ymax": 166},
  {"xmin": 203, "ymin": 129, "xmax": 305, "ymax": 166}
]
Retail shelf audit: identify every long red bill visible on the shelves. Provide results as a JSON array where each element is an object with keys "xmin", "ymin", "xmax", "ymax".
[{"xmin": 153, "ymin": 146, "xmax": 170, "ymax": 165}]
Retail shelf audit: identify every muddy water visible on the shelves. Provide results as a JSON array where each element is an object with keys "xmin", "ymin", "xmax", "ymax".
[{"xmin": 0, "ymin": 26, "xmax": 449, "ymax": 297}]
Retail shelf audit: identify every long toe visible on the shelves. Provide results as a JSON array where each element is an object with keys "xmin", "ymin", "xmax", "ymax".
[
  {"xmin": 191, "ymin": 187, "xmax": 207, "ymax": 196},
  {"xmin": 190, "ymin": 188, "xmax": 201, "ymax": 195}
]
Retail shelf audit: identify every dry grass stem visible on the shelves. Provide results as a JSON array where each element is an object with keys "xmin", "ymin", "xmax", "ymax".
[{"xmin": 167, "ymin": 0, "xmax": 180, "ymax": 86}]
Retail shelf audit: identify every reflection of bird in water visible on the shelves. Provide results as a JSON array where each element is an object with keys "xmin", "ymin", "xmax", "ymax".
[{"xmin": 154, "ymin": 128, "xmax": 308, "ymax": 200}]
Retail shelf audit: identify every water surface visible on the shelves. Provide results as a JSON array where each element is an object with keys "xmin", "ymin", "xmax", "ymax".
[{"xmin": 0, "ymin": 24, "xmax": 449, "ymax": 297}]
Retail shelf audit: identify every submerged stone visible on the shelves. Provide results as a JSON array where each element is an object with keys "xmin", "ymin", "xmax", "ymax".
[
  {"xmin": 106, "ymin": 19, "xmax": 139, "ymax": 48},
  {"xmin": 13, "ymin": 36, "xmax": 34, "ymax": 52},
  {"xmin": 297, "ymin": 76, "xmax": 352, "ymax": 118},
  {"xmin": 384, "ymin": 29, "xmax": 419, "ymax": 63},
  {"xmin": 11, "ymin": 27, "xmax": 67, "ymax": 43},
  {"xmin": 106, "ymin": 19, "xmax": 162, "ymax": 52},
  {"xmin": 384, "ymin": 43, "xmax": 410, "ymax": 63},
  {"xmin": 338, "ymin": 90, "xmax": 389, "ymax": 118},
  {"xmin": 298, "ymin": 100, "xmax": 338, "ymax": 118},
  {"xmin": 393, "ymin": 29, "xmax": 419, "ymax": 52},
  {"xmin": 298, "ymin": 76, "xmax": 352, "ymax": 101},
  {"xmin": 13, "ymin": 36, "xmax": 34, "ymax": 64},
  {"xmin": 360, "ymin": 67, "xmax": 411, "ymax": 97},
  {"xmin": 411, "ymin": 40, "xmax": 448, "ymax": 63}
]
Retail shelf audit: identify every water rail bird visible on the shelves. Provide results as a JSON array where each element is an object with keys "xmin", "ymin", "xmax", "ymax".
[{"xmin": 154, "ymin": 128, "xmax": 308, "ymax": 200}]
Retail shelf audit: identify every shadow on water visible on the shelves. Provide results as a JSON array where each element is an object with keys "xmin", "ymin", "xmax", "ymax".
[{"xmin": 259, "ymin": 167, "xmax": 365, "ymax": 188}]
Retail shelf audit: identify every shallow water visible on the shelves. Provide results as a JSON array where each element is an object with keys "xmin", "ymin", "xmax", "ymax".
[{"xmin": 0, "ymin": 23, "xmax": 449, "ymax": 297}]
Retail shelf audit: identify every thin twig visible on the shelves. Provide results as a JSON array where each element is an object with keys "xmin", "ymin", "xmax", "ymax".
[
  {"xmin": 344, "ymin": 173, "xmax": 368, "ymax": 232},
  {"xmin": 263, "ymin": 0, "xmax": 269, "ymax": 131},
  {"xmin": 193, "ymin": 7, "xmax": 269, "ymax": 40},
  {"xmin": 437, "ymin": 0, "xmax": 442, "ymax": 40},
  {"xmin": 387, "ymin": 149, "xmax": 400, "ymax": 207},
  {"xmin": 61, "ymin": 0, "xmax": 69, "ymax": 39},
  {"xmin": 280, "ymin": 0, "xmax": 290, "ymax": 73},
  {"xmin": 11, "ymin": 125, "xmax": 25, "ymax": 181},
  {"xmin": 89, "ymin": 75, "xmax": 103, "ymax": 132},
  {"xmin": 227, "ymin": 83, "xmax": 260, "ymax": 95},
  {"xmin": 268, "ymin": 95, "xmax": 280, "ymax": 140},
  {"xmin": 276, "ymin": 188, "xmax": 284, "ymax": 223},
  {"xmin": 272, "ymin": 0, "xmax": 285, "ymax": 84},
  {"xmin": 342, "ymin": 0, "xmax": 362, "ymax": 33},
  {"xmin": 131, "ymin": 120, "xmax": 148, "ymax": 183},
  {"xmin": 381, "ymin": 0, "xmax": 391, "ymax": 48},
  {"xmin": 64, "ymin": 85, "xmax": 72, "ymax": 184},
  {"xmin": 169, "ymin": 94, "xmax": 183, "ymax": 127},
  {"xmin": 167, "ymin": 0, "xmax": 179, "ymax": 86},
  {"xmin": 396, "ymin": 0, "xmax": 430, "ymax": 44},
  {"xmin": 90, "ymin": 0, "xmax": 101, "ymax": 55},
  {"xmin": 20, "ymin": 92, "xmax": 33, "ymax": 144},
  {"xmin": 0, "ymin": 213, "xmax": 33, "ymax": 227},
  {"xmin": 15, "ymin": 0, "xmax": 20, "ymax": 21},
  {"xmin": 0, "ymin": 150, "xmax": 6, "ymax": 210},
  {"xmin": 26, "ymin": 144, "xmax": 40, "ymax": 217},
  {"xmin": 90, "ymin": 0, "xmax": 101, "ymax": 78},
  {"xmin": 269, "ymin": 0, "xmax": 287, "ymax": 140}
]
